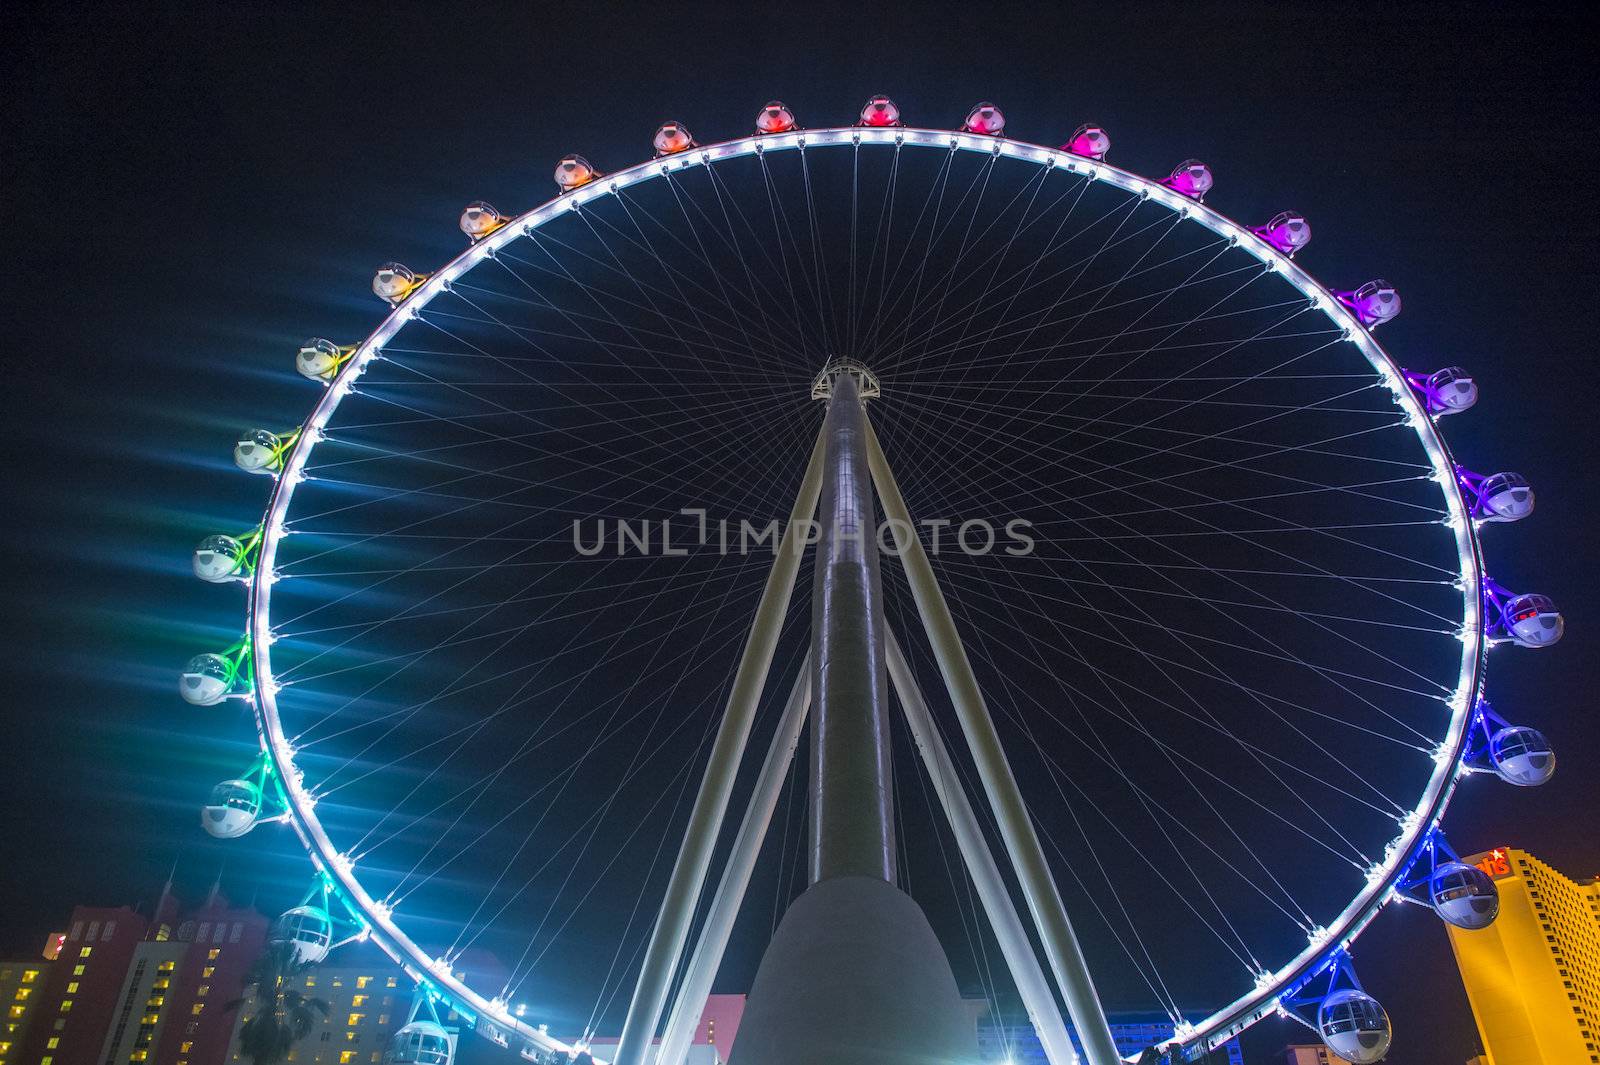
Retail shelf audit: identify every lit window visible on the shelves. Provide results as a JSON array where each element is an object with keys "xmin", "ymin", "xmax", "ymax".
[
  {"xmin": 202, "ymin": 967, "xmax": 215, "ymax": 979},
  {"xmin": 20, "ymin": 972, "xmax": 37, "ymax": 985},
  {"xmin": 71, "ymin": 966, "xmax": 83, "ymax": 977},
  {"xmin": 78, "ymin": 948, "xmax": 92, "ymax": 958},
  {"xmin": 385, "ymin": 978, "xmax": 397, "ymax": 988},
  {"xmin": 191, "ymin": 1004, "xmax": 204, "ymax": 1016},
  {"xmin": 13, "ymin": 989, "xmax": 29, "ymax": 1001},
  {"xmin": 347, "ymin": 1013, "xmax": 364, "ymax": 1026},
  {"xmin": 63, "ymin": 984, "xmax": 76, "ymax": 995},
  {"xmin": 351, "ymin": 995, "xmax": 367, "ymax": 1007},
  {"xmin": 46, "ymin": 1038, "xmax": 59, "ymax": 1049},
  {"xmin": 207, "ymin": 949, "xmax": 220, "ymax": 960},
  {"xmin": 340, "ymin": 1053, "xmax": 357, "ymax": 1064},
  {"xmin": 356, "ymin": 976, "xmax": 371, "ymax": 989},
  {"xmin": 58, "ymin": 1001, "xmax": 72, "ymax": 1013},
  {"xmin": 197, "ymin": 986, "xmax": 209, "ymax": 998}
]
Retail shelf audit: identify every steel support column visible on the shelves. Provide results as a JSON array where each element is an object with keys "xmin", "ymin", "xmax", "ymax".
[
  {"xmin": 887, "ymin": 628, "xmax": 1080, "ymax": 1065},
  {"xmin": 809, "ymin": 372, "xmax": 896, "ymax": 884},
  {"xmin": 864, "ymin": 418, "xmax": 1123, "ymax": 1065},
  {"xmin": 654, "ymin": 660, "xmax": 812, "ymax": 1065},
  {"xmin": 612, "ymin": 432, "xmax": 827, "ymax": 1065}
]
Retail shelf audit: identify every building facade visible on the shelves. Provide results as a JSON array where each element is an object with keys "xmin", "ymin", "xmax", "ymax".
[
  {"xmin": 1283, "ymin": 1044, "xmax": 1352, "ymax": 1065},
  {"xmin": 0, "ymin": 954, "xmax": 52, "ymax": 1065},
  {"xmin": 1446, "ymin": 846, "xmax": 1600, "ymax": 1065},
  {"xmin": 15, "ymin": 905, "xmax": 150, "ymax": 1065},
  {"xmin": 222, "ymin": 944, "xmax": 417, "ymax": 1065},
  {"xmin": 91, "ymin": 891, "xmax": 271, "ymax": 1065}
]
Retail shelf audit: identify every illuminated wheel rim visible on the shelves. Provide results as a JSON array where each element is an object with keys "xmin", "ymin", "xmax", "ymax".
[{"xmin": 239, "ymin": 126, "xmax": 1486, "ymax": 1058}]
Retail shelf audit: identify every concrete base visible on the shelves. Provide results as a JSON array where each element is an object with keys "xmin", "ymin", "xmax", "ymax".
[{"xmin": 728, "ymin": 876, "xmax": 978, "ymax": 1065}]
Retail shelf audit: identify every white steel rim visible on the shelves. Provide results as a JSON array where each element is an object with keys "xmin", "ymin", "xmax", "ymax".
[{"xmin": 247, "ymin": 125, "xmax": 1486, "ymax": 1057}]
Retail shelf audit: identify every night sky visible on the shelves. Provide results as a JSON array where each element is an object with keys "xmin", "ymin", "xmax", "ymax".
[{"xmin": 2, "ymin": 4, "xmax": 1595, "ymax": 1063}]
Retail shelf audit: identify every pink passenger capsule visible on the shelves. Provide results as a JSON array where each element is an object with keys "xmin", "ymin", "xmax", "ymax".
[
  {"xmin": 1252, "ymin": 211, "xmax": 1312, "ymax": 256},
  {"xmin": 1064, "ymin": 124, "xmax": 1110, "ymax": 160},
  {"xmin": 756, "ymin": 101, "xmax": 796, "ymax": 134},
  {"xmin": 1162, "ymin": 160, "xmax": 1213, "ymax": 200},
  {"xmin": 963, "ymin": 102, "xmax": 1005, "ymax": 135},
  {"xmin": 859, "ymin": 95, "xmax": 901, "ymax": 128},
  {"xmin": 653, "ymin": 121, "xmax": 696, "ymax": 156}
]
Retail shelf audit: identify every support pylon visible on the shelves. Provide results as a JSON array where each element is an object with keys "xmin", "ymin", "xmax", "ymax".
[{"xmin": 728, "ymin": 370, "xmax": 976, "ymax": 1065}]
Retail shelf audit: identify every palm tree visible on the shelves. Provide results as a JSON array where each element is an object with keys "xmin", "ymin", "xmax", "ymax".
[{"xmin": 225, "ymin": 940, "xmax": 330, "ymax": 1065}]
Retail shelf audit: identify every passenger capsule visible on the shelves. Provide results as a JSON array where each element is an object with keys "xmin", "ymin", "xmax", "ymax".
[
  {"xmin": 1317, "ymin": 989, "xmax": 1391, "ymax": 1064},
  {"xmin": 296, "ymin": 338, "xmax": 349, "ymax": 383},
  {"xmin": 554, "ymin": 155, "xmax": 599, "ymax": 192},
  {"xmin": 755, "ymin": 101, "xmax": 796, "ymax": 134},
  {"xmin": 1420, "ymin": 367, "xmax": 1477, "ymax": 415},
  {"xmin": 180, "ymin": 653, "xmax": 236, "ymax": 706},
  {"xmin": 193, "ymin": 534, "xmax": 248, "ymax": 583},
  {"xmin": 1489, "ymin": 725, "xmax": 1556, "ymax": 786},
  {"xmin": 859, "ymin": 95, "xmax": 901, "ymax": 128},
  {"xmin": 386, "ymin": 1021, "xmax": 454, "ymax": 1065},
  {"xmin": 1476, "ymin": 472, "xmax": 1535, "ymax": 522},
  {"xmin": 459, "ymin": 201, "xmax": 505, "ymax": 242},
  {"xmin": 1501, "ymin": 592, "xmax": 1563, "ymax": 647},
  {"xmin": 1064, "ymin": 124, "xmax": 1110, "ymax": 160},
  {"xmin": 271, "ymin": 905, "xmax": 334, "ymax": 965},
  {"xmin": 963, "ymin": 103, "xmax": 1005, "ymax": 136},
  {"xmin": 1252, "ymin": 211, "xmax": 1312, "ymax": 256},
  {"xmin": 1338, "ymin": 280, "xmax": 1402, "ymax": 328},
  {"xmin": 234, "ymin": 429, "xmax": 285, "ymax": 475},
  {"xmin": 373, "ymin": 262, "xmax": 421, "ymax": 304},
  {"xmin": 202, "ymin": 778, "xmax": 263, "ymax": 839},
  {"xmin": 1162, "ymin": 159, "xmax": 1213, "ymax": 200},
  {"xmin": 653, "ymin": 121, "xmax": 696, "ymax": 155},
  {"xmin": 1428, "ymin": 860, "xmax": 1499, "ymax": 929}
]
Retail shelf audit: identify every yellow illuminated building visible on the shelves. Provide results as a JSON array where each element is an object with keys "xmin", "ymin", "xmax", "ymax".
[
  {"xmin": 1447, "ymin": 846, "xmax": 1600, "ymax": 1064},
  {"xmin": 0, "ymin": 959, "xmax": 50, "ymax": 1065}
]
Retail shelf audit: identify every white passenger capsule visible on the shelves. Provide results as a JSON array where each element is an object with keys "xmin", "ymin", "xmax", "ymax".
[
  {"xmin": 234, "ymin": 429, "xmax": 285, "ymax": 475},
  {"xmin": 653, "ymin": 121, "xmax": 695, "ymax": 155},
  {"xmin": 386, "ymin": 1021, "xmax": 454, "ymax": 1065},
  {"xmin": 554, "ymin": 155, "xmax": 598, "ymax": 192},
  {"xmin": 1064, "ymin": 124, "xmax": 1110, "ymax": 159},
  {"xmin": 1420, "ymin": 367, "xmax": 1477, "ymax": 415},
  {"xmin": 202, "ymin": 778, "xmax": 263, "ymax": 839},
  {"xmin": 1317, "ymin": 989, "xmax": 1391, "ymax": 1064},
  {"xmin": 458, "ymin": 201, "xmax": 505, "ymax": 241},
  {"xmin": 180, "ymin": 653, "xmax": 235, "ymax": 706},
  {"xmin": 1428, "ymin": 860, "xmax": 1499, "ymax": 929},
  {"xmin": 193, "ymin": 534, "xmax": 247, "ymax": 583},
  {"xmin": 1476, "ymin": 472, "xmax": 1534, "ymax": 522},
  {"xmin": 296, "ymin": 338, "xmax": 348, "ymax": 382},
  {"xmin": 1338, "ymin": 280, "xmax": 1402, "ymax": 328},
  {"xmin": 1502, "ymin": 593, "xmax": 1563, "ymax": 647},
  {"xmin": 373, "ymin": 262, "xmax": 421, "ymax": 304},
  {"xmin": 1490, "ymin": 725, "xmax": 1556, "ymax": 785},
  {"xmin": 270, "ymin": 906, "xmax": 334, "ymax": 965}
]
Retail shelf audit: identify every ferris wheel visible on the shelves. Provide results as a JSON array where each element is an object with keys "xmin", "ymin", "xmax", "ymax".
[{"xmin": 181, "ymin": 96, "xmax": 1564, "ymax": 1065}]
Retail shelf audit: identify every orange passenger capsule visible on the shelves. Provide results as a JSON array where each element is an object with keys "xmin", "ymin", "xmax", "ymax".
[{"xmin": 554, "ymin": 155, "xmax": 599, "ymax": 192}]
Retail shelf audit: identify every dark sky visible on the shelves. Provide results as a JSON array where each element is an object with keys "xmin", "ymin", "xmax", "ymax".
[{"xmin": 2, "ymin": 3, "xmax": 1595, "ymax": 1063}]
